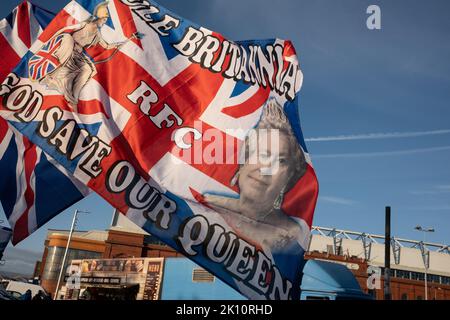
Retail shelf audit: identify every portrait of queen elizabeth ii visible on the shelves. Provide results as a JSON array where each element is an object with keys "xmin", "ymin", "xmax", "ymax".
[{"xmin": 204, "ymin": 99, "xmax": 308, "ymax": 251}]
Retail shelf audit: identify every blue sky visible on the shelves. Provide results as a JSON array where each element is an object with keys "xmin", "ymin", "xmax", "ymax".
[{"xmin": 1, "ymin": 0, "xmax": 450, "ymax": 274}]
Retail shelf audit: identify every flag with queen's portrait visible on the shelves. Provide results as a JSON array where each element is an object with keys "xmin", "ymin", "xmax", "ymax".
[{"xmin": 0, "ymin": 0, "xmax": 318, "ymax": 300}]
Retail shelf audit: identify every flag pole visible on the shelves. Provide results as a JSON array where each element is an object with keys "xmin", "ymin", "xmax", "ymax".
[
  {"xmin": 54, "ymin": 209, "xmax": 89, "ymax": 300},
  {"xmin": 384, "ymin": 206, "xmax": 391, "ymax": 300}
]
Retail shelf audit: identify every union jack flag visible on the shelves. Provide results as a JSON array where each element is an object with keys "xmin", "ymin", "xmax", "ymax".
[
  {"xmin": 0, "ymin": 1, "xmax": 90, "ymax": 245},
  {"xmin": 28, "ymin": 34, "xmax": 64, "ymax": 81},
  {"xmin": 1, "ymin": 0, "xmax": 319, "ymax": 300}
]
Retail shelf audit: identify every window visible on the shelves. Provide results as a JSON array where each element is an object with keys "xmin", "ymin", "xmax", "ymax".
[
  {"xmin": 401, "ymin": 293, "xmax": 408, "ymax": 300},
  {"xmin": 380, "ymin": 268, "xmax": 395, "ymax": 277},
  {"xmin": 416, "ymin": 295, "xmax": 423, "ymax": 300},
  {"xmin": 42, "ymin": 246, "xmax": 102, "ymax": 281},
  {"xmin": 411, "ymin": 272, "xmax": 425, "ymax": 281},
  {"xmin": 395, "ymin": 270, "xmax": 411, "ymax": 280},
  {"xmin": 441, "ymin": 277, "xmax": 450, "ymax": 285},
  {"xmin": 428, "ymin": 274, "xmax": 440, "ymax": 284}
]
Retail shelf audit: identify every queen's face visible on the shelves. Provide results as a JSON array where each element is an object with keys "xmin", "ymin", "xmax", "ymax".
[{"xmin": 238, "ymin": 130, "xmax": 294, "ymax": 215}]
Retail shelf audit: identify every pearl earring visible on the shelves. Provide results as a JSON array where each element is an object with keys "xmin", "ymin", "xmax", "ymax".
[
  {"xmin": 230, "ymin": 171, "xmax": 240, "ymax": 186},
  {"xmin": 273, "ymin": 185, "xmax": 286, "ymax": 210}
]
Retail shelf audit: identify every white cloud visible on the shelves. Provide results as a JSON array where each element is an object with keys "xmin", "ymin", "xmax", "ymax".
[
  {"xmin": 404, "ymin": 205, "xmax": 450, "ymax": 212},
  {"xmin": 1, "ymin": 247, "xmax": 42, "ymax": 277},
  {"xmin": 313, "ymin": 145, "xmax": 450, "ymax": 159},
  {"xmin": 320, "ymin": 196, "xmax": 357, "ymax": 206},
  {"xmin": 409, "ymin": 185, "xmax": 450, "ymax": 195}
]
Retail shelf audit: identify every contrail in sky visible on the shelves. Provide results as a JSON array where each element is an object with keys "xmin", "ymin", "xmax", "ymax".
[
  {"xmin": 314, "ymin": 145, "xmax": 450, "ymax": 159},
  {"xmin": 305, "ymin": 129, "xmax": 450, "ymax": 142}
]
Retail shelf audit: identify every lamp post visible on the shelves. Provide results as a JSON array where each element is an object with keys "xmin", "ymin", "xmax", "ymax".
[
  {"xmin": 414, "ymin": 225, "xmax": 435, "ymax": 301},
  {"xmin": 54, "ymin": 209, "xmax": 89, "ymax": 300}
]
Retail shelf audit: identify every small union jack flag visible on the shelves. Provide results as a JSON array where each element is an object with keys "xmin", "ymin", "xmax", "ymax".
[{"xmin": 28, "ymin": 34, "xmax": 64, "ymax": 81}]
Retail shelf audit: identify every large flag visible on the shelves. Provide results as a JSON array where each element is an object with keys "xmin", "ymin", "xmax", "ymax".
[
  {"xmin": 0, "ymin": 1, "xmax": 89, "ymax": 244},
  {"xmin": 0, "ymin": 226, "xmax": 12, "ymax": 260},
  {"xmin": 0, "ymin": 0, "xmax": 319, "ymax": 299}
]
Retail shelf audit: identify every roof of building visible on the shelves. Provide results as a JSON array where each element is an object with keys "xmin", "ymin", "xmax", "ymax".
[
  {"xmin": 309, "ymin": 226, "xmax": 450, "ymax": 277},
  {"xmin": 47, "ymin": 229, "xmax": 109, "ymax": 242}
]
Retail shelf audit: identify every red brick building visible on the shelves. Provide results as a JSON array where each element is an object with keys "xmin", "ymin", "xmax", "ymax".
[
  {"xmin": 307, "ymin": 227, "xmax": 450, "ymax": 300},
  {"xmin": 38, "ymin": 227, "xmax": 183, "ymax": 297},
  {"xmin": 304, "ymin": 251, "xmax": 450, "ymax": 300},
  {"xmin": 35, "ymin": 217, "xmax": 450, "ymax": 300}
]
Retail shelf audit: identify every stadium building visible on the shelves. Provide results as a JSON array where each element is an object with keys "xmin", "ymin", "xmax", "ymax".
[{"xmin": 34, "ymin": 212, "xmax": 450, "ymax": 300}]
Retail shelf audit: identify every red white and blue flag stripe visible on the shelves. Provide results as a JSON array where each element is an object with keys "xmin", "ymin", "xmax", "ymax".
[
  {"xmin": 0, "ymin": 0, "xmax": 319, "ymax": 299},
  {"xmin": 0, "ymin": 1, "xmax": 89, "ymax": 245},
  {"xmin": 28, "ymin": 33, "xmax": 64, "ymax": 81}
]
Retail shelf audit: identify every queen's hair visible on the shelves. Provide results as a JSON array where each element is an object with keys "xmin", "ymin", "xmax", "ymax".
[{"xmin": 242, "ymin": 99, "xmax": 307, "ymax": 192}]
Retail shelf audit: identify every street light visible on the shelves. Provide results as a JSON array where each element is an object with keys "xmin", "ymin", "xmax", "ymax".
[
  {"xmin": 414, "ymin": 225, "xmax": 435, "ymax": 301},
  {"xmin": 54, "ymin": 209, "xmax": 90, "ymax": 300}
]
